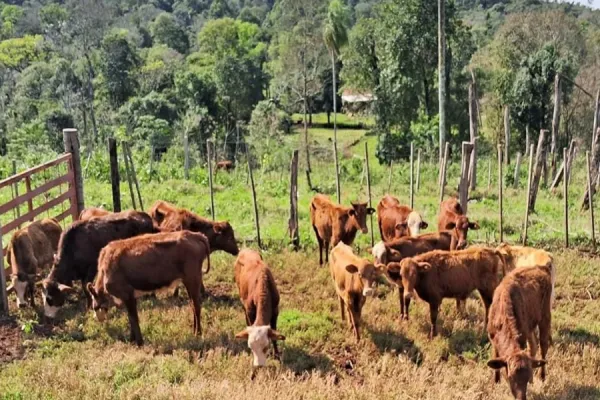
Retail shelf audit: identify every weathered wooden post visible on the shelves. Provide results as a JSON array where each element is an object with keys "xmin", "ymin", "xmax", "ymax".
[
  {"xmin": 563, "ymin": 147, "xmax": 569, "ymax": 248},
  {"xmin": 416, "ymin": 149, "xmax": 422, "ymax": 191},
  {"xmin": 63, "ymin": 128, "xmax": 85, "ymax": 216},
  {"xmin": 207, "ymin": 139, "xmax": 215, "ymax": 220},
  {"xmin": 184, "ymin": 130, "xmax": 190, "ymax": 180},
  {"xmin": 387, "ymin": 160, "xmax": 393, "ymax": 193},
  {"xmin": 468, "ymin": 80, "xmax": 478, "ymax": 190},
  {"xmin": 365, "ymin": 142, "xmax": 374, "ymax": 247},
  {"xmin": 587, "ymin": 151, "xmax": 596, "ymax": 248},
  {"xmin": 498, "ymin": 145, "xmax": 504, "ymax": 243},
  {"xmin": 525, "ymin": 123, "xmax": 530, "ymax": 157},
  {"xmin": 149, "ymin": 145, "xmax": 154, "ymax": 181},
  {"xmin": 0, "ymin": 220, "xmax": 7, "ymax": 314},
  {"xmin": 523, "ymin": 144, "xmax": 536, "ymax": 245},
  {"xmin": 566, "ymin": 139, "xmax": 577, "ymax": 185},
  {"xmin": 125, "ymin": 143, "xmax": 143, "ymax": 210},
  {"xmin": 410, "ymin": 142, "xmax": 414, "ymax": 209},
  {"xmin": 289, "ymin": 150, "xmax": 299, "ymax": 250},
  {"xmin": 582, "ymin": 127, "xmax": 600, "ymax": 210},
  {"xmin": 121, "ymin": 141, "xmax": 137, "ymax": 210},
  {"xmin": 459, "ymin": 142, "xmax": 474, "ymax": 214},
  {"xmin": 529, "ymin": 130, "xmax": 547, "ymax": 213},
  {"xmin": 513, "ymin": 152, "xmax": 522, "ymax": 189},
  {"xmin": 108, "ymin": 138, "xmax": 121, "ymax": 212},
  {"xmin": 247, "ymin": 145, "xmax": 261, "ymax": 248},
  {"xmin": 12, "ymin": 160, "xmax": 20, "ymax": 226},
  {"xmin": 504, "ymin": 105, "xmax": 511, "ymax": 165},
  {"xmin": 551, "ymin": 74, "xmax": 562, "ymax": 178},
  {"xmin": 439, "ymin": 143, "xmax": 450, "ymax": 206},
  {"xmin": 593, "ymin": 89, "xmax": 600, "ymax": 155}
]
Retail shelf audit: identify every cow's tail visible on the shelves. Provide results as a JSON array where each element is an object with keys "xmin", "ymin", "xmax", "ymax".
[{"xmin": 197, "ymin": 233, "xmax": 211, "ymax": 274}]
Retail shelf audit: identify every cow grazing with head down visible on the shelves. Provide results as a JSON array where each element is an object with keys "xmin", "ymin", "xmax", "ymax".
[
  {"xmin": 330, "ymin": 242, "xmax": 384, "ymax": 342},
  {"xmin": 233, "ymin": 249, "xmax": 285, "ymax": 375},
  {"xmin": 393, "ymin": 247, "xmax": 504, "ymax": 338},
  {"xmin": 79, "ymin": 207, "xmax": 111, "ymax": 221},
  {"xmin": 6, "ymin": 218, "xmax": 62, "ymax": 308},
  {"xmin": 377, "ymin": 194, "xmax": 428, "ymax": 241},
  {"xmin": 88, "ymin": 231, "xmax": 210, "ymax": 346},
  {"xmin": 487, "ymin": 263, "xmax": 552, "ymax": 400},
  {"xmin": 438, "ymin": 198, "xmax": 479, "ymax": 250},
  {"xmin": 310, "ymin": 194, "xmax": 374, "ymax": 265},
  {"xmin": 41, "ymin": 211, "xmax": 156, "ymax": 319}
]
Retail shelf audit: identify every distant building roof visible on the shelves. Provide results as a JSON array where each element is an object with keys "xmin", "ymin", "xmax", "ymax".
[{"xmin": 341, "ymin": 89, "xmax": 376, "ymax": 103}]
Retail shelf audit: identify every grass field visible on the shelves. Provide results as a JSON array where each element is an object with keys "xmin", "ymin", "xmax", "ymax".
[{"xmin": 1, "ymin": 122, "xmax": 600, "ymax": 399}]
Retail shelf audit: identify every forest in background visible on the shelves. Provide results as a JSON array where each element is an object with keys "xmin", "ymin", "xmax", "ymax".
[{"xmin": 0, "ymin": 0, "xmax": 598, "ymax": 167}]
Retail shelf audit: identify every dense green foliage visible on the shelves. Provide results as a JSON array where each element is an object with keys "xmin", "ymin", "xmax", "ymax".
[{"xmin": 0, "ymin": 0, "xmax": 598, "ymax": 165}]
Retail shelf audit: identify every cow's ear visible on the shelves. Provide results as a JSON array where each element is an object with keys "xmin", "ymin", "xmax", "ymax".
[
  {"xmin": 487, "ymin": 358, "xmax": 507, "ymax": 370},
  {"xmin": 213, "ymin": 223, "xmax": 225, "ymax": 234},
  {"xmin": 468, "ymin": 221, "xmax": 480, "ymax": 230},
  {"xmin": 57, "ymin": 284, "xmax": 74, "ymax": 294},
  {"xmin": 389, "ymin": 249, "xmax": 402, "ymax": 258},
  {"xmin": 268, "ymin": 329, "xmax": 286, "ymax": 341},
  {"xmin": 531, "ymin": 359, "xmax": 547, "ymax": 369},
  {"xmin": 86, "ymin": 283, "xmax": 96, "ymax": 297},
  {"xmin": 420, "ymin": 221, "xmax": 428, "ymax": 229},
  {"xmin": 445, "ymin": 222, "xmax": 456, "ymax": 230},
  {"xmin": 417, "ymin": 262, "xmax": 432, "ymax": 271},
  {"xmin": 395, "ymin": 222, "xmax": 408, "ymax": 231},
  {"xmin": 345, "ymin": 264, "xmax": 359, "ymax": 274},
  {"xmin": 235, "ymin": 328, "xmax": 250, "ymax": 339},
  {"xmin": 367, "ymin": 207, "xmax": 375, "ymax": 215},
  {"xmin": 348, "ymin": 209, "xmax": 356, "ymax": 217}
]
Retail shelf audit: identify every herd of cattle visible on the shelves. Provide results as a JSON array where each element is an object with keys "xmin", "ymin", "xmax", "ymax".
[{"xmin": 3, "ymin": 194, "xmax": 555, "ymax": 399}]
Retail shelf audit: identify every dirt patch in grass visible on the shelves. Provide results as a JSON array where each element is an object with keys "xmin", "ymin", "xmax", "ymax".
[{"xmin": 0, "ymin": 315, "xmax": 23, "ymax": 364}]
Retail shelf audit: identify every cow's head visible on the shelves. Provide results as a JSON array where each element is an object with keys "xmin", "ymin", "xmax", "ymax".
[
  {"xmin": 349, "ymin": 202, "xmax": 375, "ymax": 234},
  {"xmin": 213, "ymin": 221, "xmax": 239, "ymax": 255},
  {"xmin": 444, "ymin": 216, "xmax": 479, "ymax": 250},
  {"xmin": 345, "ymin": 261, "xmax": 384, "ymax": 297},
  {"xmin": 8, "ymin": 272, "xmax": 35, "ymax": 308},
  {"xmin": 235, "ymin": 325, "xmax": 285, "ymax": 367},
  {"xmin": 488, "ymin": 352, "xmax": 546, "ymax": 400},
  {"xmin": 41, "ymin": 278, "xmax": 74, "ymax": 319},
  {"xmin": 87, "ymin": 283, "xmax": 110, "ymax": 323},
  {"xmin": 397, "ymin": 211, "xmax": 428, "ymax": 238},
  {"xmin": 371, "ymin": 242, "xmax": 401, "ymax": 265},
  {"xmin": 399, "ymin": 258, "xmax": 431, "ymax": 301}
]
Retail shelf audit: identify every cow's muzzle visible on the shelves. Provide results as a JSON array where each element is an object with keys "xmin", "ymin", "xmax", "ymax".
[{"xmin": 363, "ymin": 287, "xmax": 374, "ymax": 297}]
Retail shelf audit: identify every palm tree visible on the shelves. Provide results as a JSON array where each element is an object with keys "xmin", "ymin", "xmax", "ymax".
[{"xmin": 324, "ymin": 0, "xmax": 350, "ymax": 204}]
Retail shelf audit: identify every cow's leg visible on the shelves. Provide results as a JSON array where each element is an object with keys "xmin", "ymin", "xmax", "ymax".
[
  {"xmin": 404, "ymin": 293, "xmax": 411, "ymax": 321},
  {"xmin": 270, "ymin": 312, "xmax": 281, "ymax": 361},
  {"xmin": 539, "ymin": 317, "xmax": 551, "ymax": 381},
  {"xmin": 324, "ymin": 240, "xmax": 331, "ymax": 264},
  {"xmin": 479, "ymin": 290, "xmax": 494, "ymax": 329},
  {"xmin": 347, "ymin": 305, "xmax": 360, "ymax": 342},
  {"xmin": 338, "ymin": 295, "xmax": 346, "ymax": 323},
  {"xmin": 398, "ymin": 285, "xmax": 406, "ymax": 321},
  {"xmin": 124, "ymin": 297, "xmax": 143, "ymax": 346},
  {"xmin": 183, "ymin": 276, "xmax": 203, "ymax": 336},
  {"xmin": 492, "ymin": 345, "xmax": 501, "ymax": 384},
  {"xmin": 28, "ymin": 282, "xmax": 35, "ymax": 308},
  {"xmin": 82, "ymin": 278, "xmax": 93, "ymax": 310},
  {"xmin": 428, "ymin": 302, "xmax": 440, "ymax": 339},
  {"xmin": 313, "ymin": 226, "xmax": 324, "ymax": 265}
]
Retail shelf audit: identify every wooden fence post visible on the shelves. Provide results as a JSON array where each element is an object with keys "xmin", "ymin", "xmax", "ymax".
[
  {"xmin": 0, "ymin": 220, "xmax": 7, "ymax": 314},
  {"xmin": 184, "ymin": 130, "xmax": 190, "ymax": 180},
  {"xmin": 593, "ymin": 89, "xmax": 600, "ymax": 155},
  {"xmin": 551, "ymin": 74, "xmax": 562, "ymax": 179},
  {"xmin": 529, "ymin": 130, "xmax": 547, "ymax": 213},
  {"xmin": 566, "ymin": 139, "xmax": 577, "ymax": 185},
  {"xmin": 289, "ymin": 150, "xmax": 299, "ymax": 250},
  {"xmin": 207, "ymin": 139, "xmax": 215, "ymax": 221},
  {"xmin": 439, "ymin": 143, "xmax": 450, "ymax": 206},
  {"xmin": 125, "ymin": 143, "xmax": 143, "ymax": 210},
  {"xmin": 513, "ymin": 152, "xmax": 522, "ymax": 189},
  {"xmin": 563, "ymin": 147, "xmax": 569, "ymax": 248},
  {"xmin": 121, "ymin": 141, "xmax": 137, "ymax": 210},
  {"xmin": 460, "ymin": 142, "xmax": 474, "ymax": 214},
  {"xmin": 149, "ymin": 145, "xmax": 154, "ymax": 181},
  {"xmin": 416, "ymin": 149, "xmax": 421, "ymax": 191},
  {"xmin": 410, "ymin": 142, "xmax": 414, "ymax": 209},
  {"xmin": 247, "ymin": 145, "xmax": 261, "ymax": 248},
  {"xmin": 504, "ymin": 105, "xmax": 511, "ymax": 165},
  {"xmin": 487, "ymin": 159, "xmax": 491, "ymax": 192},
  {"xmin": 108, "ymin": 138, "xmax": 121, "ymax": 212},
  {"xmin": 582, "ymin": 127, "xmax": 600, "ymax": 210},
  {"xmin": 587, "ymin": 151, "xmax": 596, "ymax": 248},
  {"xmin": 498, "ymin": 145, "xmax": 504, "ymax": 243},
  {"xmin": 12, "ymin": 161, "xmax": 20, "ymax": 225},
  {"xmin": 63, "ymin": 128, "xmax": 85, "ymax": 216},
  {"xmin": 468, "ymin": 81, "xmax": 478, "ymax": 190},
  {"xmin": 387, "ymin": 161, "xmax": 393, "ymax": 194},
  {"xmin": 365, "ymin": 142, "xmax": 374, "ymax": 247},
  {"xmin": 525, "ymin": 123, "xmax": 530, "ymax": 157},
  {"xmin": 523, "ymin": 144, "xmax": 536, "ymax": 245}
]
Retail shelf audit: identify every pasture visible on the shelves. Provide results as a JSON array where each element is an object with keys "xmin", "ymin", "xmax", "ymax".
[{"xmin": 1, "ymin": 123, "xmax": 600, "ymax": 399}]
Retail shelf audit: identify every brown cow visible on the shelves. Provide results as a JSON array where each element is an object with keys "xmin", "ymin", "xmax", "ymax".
[
  {"xmin": 233, "ymin": 249, "xmax": 285, "ymax": 372},
  {"xmin": 216, "ymin": 160, "xmax": 234, "ymax": 172},
  {"xmin": 87, "ymin": 231, "xmax": 210, "ymax": 346},
  {"xmin": 310, "ymin": 194, "xmax": 374, "ymax": 265},
  {"xmin": 79, "ymin": 207, "xmax": 111, "ymax": 221},
  {"xmin": 394, "ymin": 247, "xmax": 504, "ymax": 338},
  {"xmin": 487, "ymin": 264, "xmax": 552, "ymax": 400},
  {"xmin": 148, "ymin": 200, "xmax": 239, "ymax": 256},
  {"xmin": 377, "ymin": 194, "xmax": 428, "ymax": 241},
  {"xmin": 42, "ymin": 211, "xmax": 156, "ymax": 319},
  {"xmin": 6, "ymin": 218, "xmax": 62, "ymax": 308},
  {"xmin": 437, "ymin": 198, "xmax": 479, "ymax": 250},
  {"xmin": 330, "ymin": 242, "xmax": 384, "ymax": 341}
]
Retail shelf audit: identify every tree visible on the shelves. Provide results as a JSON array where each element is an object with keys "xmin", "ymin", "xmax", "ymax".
[
  {"xmin": 0, "ymin": 35, "xmax": 45, "ymax": 71},
  {"xmin": 150, "ymin": 12, "xmax": 190, "ymax": 54},
  {"xmin": 324, "ymin": 0, "xmax": 350, "ymax": 203},
  {"xmin": 99, "ymin": 30, "xmax": 140, "ymax": 108},
  {"xmin": 438, "ymin": 0, "xmax": 446, "ymax": 164}
]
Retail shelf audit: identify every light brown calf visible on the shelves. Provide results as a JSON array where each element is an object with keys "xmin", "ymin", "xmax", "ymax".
[
  {"xmin": 79, "ymin": 207, "xmax": 111, "ymax": 221},
  {"xmin": 437, "ymin": 198, "xmax": 479, "ymax": 250},
  {"xmin": 377, "ymin": 194, "xmax": 428, "ymax": 241}
]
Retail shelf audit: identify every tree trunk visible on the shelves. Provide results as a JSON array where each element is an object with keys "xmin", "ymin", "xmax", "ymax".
[
  {"xmin": 438, "ymin": 0, "xmax": 446, "ymax": 164},
  {"xmin": 504, "ymin": 105, "xmax": 510, "ymax": 165},
  {"xmin": 84, "ymin": 54, "xmax": 99, "ymax": 148},
  {"xmin": 468, "ymin": 81, "xmax": 478, "ymax": 190},
  {"xmin": 582, "ymin": 127, "xmax": 600, "ymax": 210},
  {"xmin": 332, "ymin": 50, "xmax": 341, "ymax": 204},
  {"xmin": 525, "ymin": 123, "xmax": 530, "ymax": 157},
  {"xmin": 551, "ymin": 74, "xmax": 561, "ymax": 178}
]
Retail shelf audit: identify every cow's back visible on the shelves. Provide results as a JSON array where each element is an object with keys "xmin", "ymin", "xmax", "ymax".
[
  {"xmin": 9, "ymin": 221, "xmax": 58, "ymax": 274},
  {"xmin": 438, "ymin": 198, "xmax": 464, "ymax": 231}
]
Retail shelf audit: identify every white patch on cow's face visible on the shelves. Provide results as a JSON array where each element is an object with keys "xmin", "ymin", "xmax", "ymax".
[
  {"xmin": 42, "ymin": 292, "xmax": 59, "ymax": 318},
  {"xmin": 362, "ymin": 287, "xmax": 374, "ymax": 297},
  {"xmin": 13, "ymin": 278, "xmax": 28, "ymax": 308},
  {"xmin": 371, "ymin": 242, "xmax": 387, "ymax": 265},
  {"xmin": 246, "ymin": 326, "xmax": 271, "ymax": 367},
  {"xmin": 407, "ymin": 212, "xmax": 422, "ymax": 237}
]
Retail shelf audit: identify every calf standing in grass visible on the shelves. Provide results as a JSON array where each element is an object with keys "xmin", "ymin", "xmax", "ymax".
[
  {"xmin": 233, "ymin": 249, "xmax": 285, "ymax": 372},
  {"xmin": 87, "ymin": 231, "xmax": 210, "ymax": 346},
  {"xmin": 395, "ymin": 248, "xmax": 504, "ymax": 338},
  {"xmin": 310, "ymin": 194, "xmax": 374, "ymax": 265},
  {"xmin": 487, "ymin": 264, "xmax": 552, "ymax": 400},
  {"xmin": 377, "ymin": 194, "xmax": 428, "ymax": 241},
  {"xmin": 437, "ymin": 198, "xmax": 479, "ymax": 250},
  {"xmin": 330, "ymin": 242, "xmax": 384, "ymax": 342}
]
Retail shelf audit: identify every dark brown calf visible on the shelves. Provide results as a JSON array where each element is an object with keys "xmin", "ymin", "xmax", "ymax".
[
  {"xmin": 310, "ymin": 194, "xmax": 374, "ymax": 265},
  {"xmin": 396, "ymin": 247, "xmax": 504, "ymax": 338},
  {"xmin": 487, "ymin": 264, "xmax": 552, "ymax": 400},
  {"xmin": 233, "ymin": 249, "xmax": 285, "ymax": 372},
  {"xmin": 87, "ymin": 231, "xmax": 210, "ymax": 346},
  {"xmin": 437, "ymin": 198, "xmax": 479, "ymax": 250}
]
